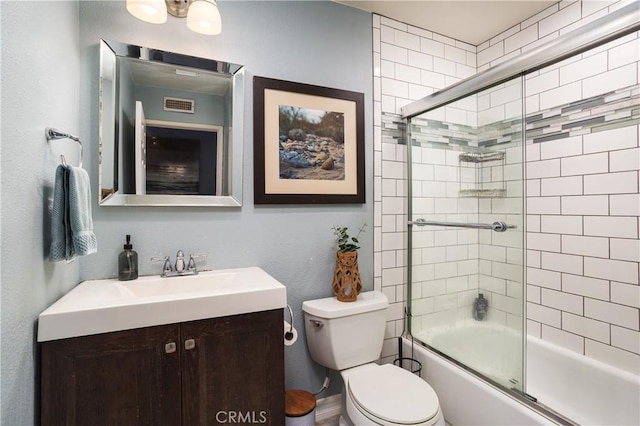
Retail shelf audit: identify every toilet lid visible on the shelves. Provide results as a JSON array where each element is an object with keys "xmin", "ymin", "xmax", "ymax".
[{"xmin": 348, "ymin": 364, "xmax": 439, "ymax": 425}]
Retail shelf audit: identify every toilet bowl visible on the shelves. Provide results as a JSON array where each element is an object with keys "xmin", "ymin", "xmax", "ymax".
[
  {"xmin": 302, "ymin": 291, "xmax": 445, "ymax": 426},
  {"xmin": 342, "ymin": 363, "xmax": 444, "ymax": 426}
]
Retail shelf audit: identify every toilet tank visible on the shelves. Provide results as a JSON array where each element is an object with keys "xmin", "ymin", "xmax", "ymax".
[{"xmin": 302, "ymin": 291, "xmax": 388, "ymax": 371}]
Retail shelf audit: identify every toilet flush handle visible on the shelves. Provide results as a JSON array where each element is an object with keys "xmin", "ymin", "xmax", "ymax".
[{"xmin": 309, "ymin": 319, "xmax": 324, "ymax": 329}]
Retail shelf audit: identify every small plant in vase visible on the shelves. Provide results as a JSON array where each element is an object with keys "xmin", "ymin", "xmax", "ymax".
[{"xmin": 332, "ymin": 224, "xmax": 366, "ymax": 302}]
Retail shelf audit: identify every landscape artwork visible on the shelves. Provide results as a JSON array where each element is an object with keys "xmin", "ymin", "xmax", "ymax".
[
  {"xmin": 278, "ymin": 105, "xmax": 345, "ymax": 181},
  {"xmin": 253, "ymin": 76, "xmax": 364, "ymax": 204}
]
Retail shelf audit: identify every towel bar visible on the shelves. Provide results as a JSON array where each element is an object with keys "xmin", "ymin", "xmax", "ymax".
[
  {"xmin": 46, "ymin": 127, "xmax": 83, "ymax": 168},
  {"xmin": 408, "ymin": 218, "xmax": 516, "ymax": 232}
]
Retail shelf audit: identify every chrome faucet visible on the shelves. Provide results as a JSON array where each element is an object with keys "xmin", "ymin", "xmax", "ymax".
[
  {"xmin": 175, "ymin": 250, "xmax": 186, "ymax": 272},
  {"xmin": 151, "ymin": 251, "xmax": 207, "ymax": 277}
]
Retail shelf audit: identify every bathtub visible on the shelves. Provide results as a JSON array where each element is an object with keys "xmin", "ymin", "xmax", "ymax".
[
  {"xmin": 406, "ymin": 327, "xmax": 640, "ymax": 425},
  {"xmin": 527, "ymin": 336, "xmax": 639, "ymax": 426}
]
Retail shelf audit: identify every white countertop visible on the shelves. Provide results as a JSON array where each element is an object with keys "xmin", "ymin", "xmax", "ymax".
[{"xmin": 38, "ymin": 266, "xmax": 287, "ymax": 342}]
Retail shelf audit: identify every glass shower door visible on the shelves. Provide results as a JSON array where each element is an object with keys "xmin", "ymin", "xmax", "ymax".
[{"xmin": 408, "ymin": 76, "xmax": 526, "ymax": 391}]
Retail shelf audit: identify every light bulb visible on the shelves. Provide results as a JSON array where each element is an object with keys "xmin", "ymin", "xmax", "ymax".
[
  {"xmin": 126, "ymin": 0, "xmax": 167, "ymax": 24},
  {"xmin": 187, "ymin": 0, "xmax": 222, "ymax": 35}
]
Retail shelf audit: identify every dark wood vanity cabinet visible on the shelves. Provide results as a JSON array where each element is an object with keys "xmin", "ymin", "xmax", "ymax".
[
  {"xmin": 41, "ymin": 323, "xmax": 182, "ymax": 425},
  {"xmin": 41, "ymin": 309, "xmax": 285, "ymax": 426}
]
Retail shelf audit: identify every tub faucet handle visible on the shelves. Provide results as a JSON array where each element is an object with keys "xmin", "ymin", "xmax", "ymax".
[{"xmin": 473, "ymin": 293, "xmax": 488, "ymax": 321}]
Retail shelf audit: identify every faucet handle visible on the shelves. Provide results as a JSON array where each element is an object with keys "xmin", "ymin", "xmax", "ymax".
[
  {"xmin": 151, "ymin": 256, "xmax": 172, "ymax": 273},
  {"xmin": 187, "ymin": 254, "xmax": 207, "ymax": 271}
]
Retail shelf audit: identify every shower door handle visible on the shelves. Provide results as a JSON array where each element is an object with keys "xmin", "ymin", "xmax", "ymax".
[{"xmin": 408, "ymin": 218, "xmax": 516, "ymax": 232}]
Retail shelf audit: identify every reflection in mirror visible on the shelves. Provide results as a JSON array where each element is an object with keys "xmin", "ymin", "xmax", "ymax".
[{"xmin": 99, "ymin": 40, "xmax": 244, "ymax": 206}]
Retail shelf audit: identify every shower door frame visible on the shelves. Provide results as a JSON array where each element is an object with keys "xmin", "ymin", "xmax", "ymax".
[
  {"xmin": 403, "ymin": 74, "xmax": 581, "ymax": 426},
  {"xmin": 402, "ymin": 3, "xmax": 640, "ymax": 424},
  {"xmin": 405, "ymin": 73, "xmax": 527, "ymax": 392},
  {"xmin": 400, "ymin": 2, "xmax": 639, "ymax": 121}
]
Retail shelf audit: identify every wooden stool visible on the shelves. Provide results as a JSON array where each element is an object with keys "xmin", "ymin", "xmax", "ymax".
[{"xmin": 285, "ymin": 389, "xmax": 316, "ymax": 425}]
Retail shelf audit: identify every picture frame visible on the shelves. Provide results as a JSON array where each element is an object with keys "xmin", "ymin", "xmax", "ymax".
[{"xmin": 253, "ymin": 76, "xmax": 365, "ymax": 204}]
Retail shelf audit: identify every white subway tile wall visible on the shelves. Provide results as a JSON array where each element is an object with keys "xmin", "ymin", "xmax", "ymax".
[
  {"xmin": 374, "ymin": 0, "xmax": 640, "ymax": 372},
  {"xmin": 524, "ymin": 9, "xmax": 640, "ymax": 371}
]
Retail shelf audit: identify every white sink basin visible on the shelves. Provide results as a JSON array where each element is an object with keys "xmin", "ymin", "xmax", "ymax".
[
  {"xmin": 119, "ymin": 271, "xmax": 236, "ymax": 298},
  {"xmin": 38, "ymin": 267, "xmax": 287, "ymax": 342}
]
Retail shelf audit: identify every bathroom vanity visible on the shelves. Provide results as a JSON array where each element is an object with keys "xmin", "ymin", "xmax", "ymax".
[{"xmin": 38, "ymin": 267, "xmax": 286, "ymax": 425}]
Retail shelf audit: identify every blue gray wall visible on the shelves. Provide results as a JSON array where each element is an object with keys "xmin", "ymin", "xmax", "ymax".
[
  {"xmin": 1, "ymin": 2, "xmax": 81, "ymax": 424},
  {"xmin": 1, "ymin": 1, "xmax": 373, "ymax": 423}
]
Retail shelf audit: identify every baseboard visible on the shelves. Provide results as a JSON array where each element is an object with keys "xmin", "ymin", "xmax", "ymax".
[{"xmin": 315, "ymin": 393, "xmax": 342, "ymax": 423}]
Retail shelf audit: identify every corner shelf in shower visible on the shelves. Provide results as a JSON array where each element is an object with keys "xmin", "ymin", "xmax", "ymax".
[
  {"xmin": 458, "ymin": 151, "xmax": 505, "ymax": 163},
  {"xmin": 459, "ymin": 188, "xmax": 506, "ymax": 198},
  {"xmin": 458, "ymin": 149, "xmax": 506, "ymax": 198}
]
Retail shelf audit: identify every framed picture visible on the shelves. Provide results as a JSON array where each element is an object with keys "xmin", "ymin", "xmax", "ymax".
[{"xmin": 253, "ymin": 76, "xmax": 365, "ymax": 204}]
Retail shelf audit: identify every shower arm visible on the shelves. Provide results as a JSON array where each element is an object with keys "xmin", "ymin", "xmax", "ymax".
[{"xmin": 408, "ymin": 218, "xmax": 515, "ymax": 233}]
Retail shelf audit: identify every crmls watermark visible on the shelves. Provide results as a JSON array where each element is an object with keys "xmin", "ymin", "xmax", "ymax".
[{"xmin": 215, "ymin": 410, "xmax": 268, "ymax": 424}]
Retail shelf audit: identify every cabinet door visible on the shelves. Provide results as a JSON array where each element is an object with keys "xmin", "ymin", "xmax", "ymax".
[
  {"xmin": 41, "ymin": 324, "xmax": 181, "ymax": 426},
  {"xmin": 181, "ymin": 310, "xmax": 285, "ymax": 425}
]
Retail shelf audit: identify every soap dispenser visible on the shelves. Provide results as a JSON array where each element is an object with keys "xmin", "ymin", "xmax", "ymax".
[{"xmin": 118, "ymin": 235, "xmax": 138, "ymax": 281}]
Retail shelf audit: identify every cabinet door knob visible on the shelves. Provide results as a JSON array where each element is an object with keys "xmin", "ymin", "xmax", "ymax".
[
  {"xmin": 184, "ymin": 339, "xmax": 196, "ymax": 350},
  {"xmin": 165, "ymin": 342, "xmax": 176, "ymax": 354}
]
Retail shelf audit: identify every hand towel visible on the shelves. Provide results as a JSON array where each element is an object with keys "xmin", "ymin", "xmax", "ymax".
[
  {"xmin": 49, "ymin": 165, "xmax": 97, "ymax": 261},
  {"xmin": 68, "ymin": 166, "xmax": 97, "ymax": 256},
  {"xmin": 49, "ymin": 165, "xmax": 73, "ymax": 261}
]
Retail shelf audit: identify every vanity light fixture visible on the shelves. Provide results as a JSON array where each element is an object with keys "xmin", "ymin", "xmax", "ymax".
[{"xmin": 126, "ymin": 0, "xmax": 222, "ymax": 35}]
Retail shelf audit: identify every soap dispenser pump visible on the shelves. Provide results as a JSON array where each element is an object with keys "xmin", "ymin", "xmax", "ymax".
[{"xmin": 118, "ymin": 234, "xmax": 138, "ymax": 281}]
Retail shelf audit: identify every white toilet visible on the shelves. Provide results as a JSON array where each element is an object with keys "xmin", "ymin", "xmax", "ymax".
[{"xmin": 302, "ymin": 291, "xmax": 445, "ymax": 426}]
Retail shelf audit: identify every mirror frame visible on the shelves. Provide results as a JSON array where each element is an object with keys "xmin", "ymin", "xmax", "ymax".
[{"xmin": 98, "ymin": 39, "xmax": 244, "ymax": 207}]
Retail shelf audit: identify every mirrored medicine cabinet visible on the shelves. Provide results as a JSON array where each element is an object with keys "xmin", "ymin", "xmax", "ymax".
[{"xmin": 99, "ymin": 39, "xmax": 244, "ymax": 207}]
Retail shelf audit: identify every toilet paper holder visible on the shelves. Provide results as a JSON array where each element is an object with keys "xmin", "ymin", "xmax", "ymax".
[{"xmin": 285, "ymin": 305, "xmax": 295, "ymax": 341}]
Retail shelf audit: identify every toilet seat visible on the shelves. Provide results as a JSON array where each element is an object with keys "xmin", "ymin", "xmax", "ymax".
[{"xmin": 347, "ymin": 364, "xmax": 440, "ymax": 425}]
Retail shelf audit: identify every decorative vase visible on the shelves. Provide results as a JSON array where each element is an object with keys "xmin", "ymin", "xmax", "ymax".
[{"xmin": 332, "ymin": 251, "xmax": 362, "ymax": 302}]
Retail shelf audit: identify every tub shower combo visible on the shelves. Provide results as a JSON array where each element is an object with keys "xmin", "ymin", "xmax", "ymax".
[{"xmin": 400, "ymin": 3, "xmax": 640, "ymax": 425}]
